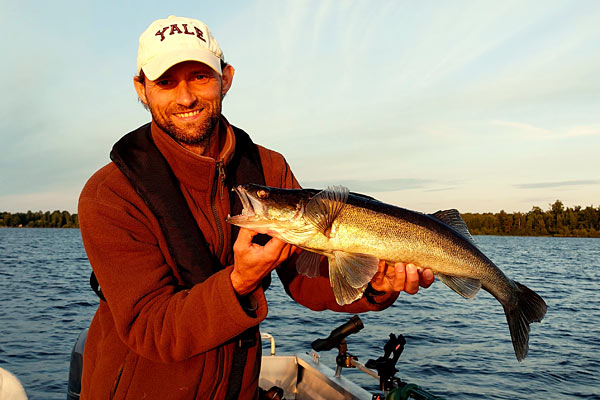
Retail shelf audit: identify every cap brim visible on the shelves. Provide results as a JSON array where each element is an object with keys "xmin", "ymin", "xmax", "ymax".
[{"xmin": 141, "ymin": 48, "xmax": 222, "ymax": 80}]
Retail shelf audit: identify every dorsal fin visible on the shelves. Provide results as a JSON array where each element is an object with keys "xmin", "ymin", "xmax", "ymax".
[
  {"xmin": 431, "ymin": 209, "xmax": 474, "ymax": 243},
  {"xmin": 304, "ymin": 186, "xmax": 349, "ymax": 237}
]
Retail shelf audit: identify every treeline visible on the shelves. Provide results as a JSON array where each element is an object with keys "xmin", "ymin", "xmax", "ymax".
[
  {"xmin": 462, "ymin": 200, "xmax": 600, "ymax": 238},
  {"xmin": 2, "ymin": 200, "xmax": 600, "ymax": 237},
  {"xmin": 0, "ymin": 210, "xmax": 79, "ymax": 228}
]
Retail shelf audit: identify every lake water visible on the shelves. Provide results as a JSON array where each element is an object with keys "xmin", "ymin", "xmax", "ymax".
[{"xmin": 0, "ymin": 228, "xmax": 598, "ymax": 399}]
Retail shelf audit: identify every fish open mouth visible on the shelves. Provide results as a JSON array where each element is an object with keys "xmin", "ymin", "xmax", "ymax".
[
  {"xmin": 228, "ymin": 186, "xmax": 267, "ymax": 220},
  {"xmin": 226, "ymin": 184, "xmax": 304, "ymax": 235}
]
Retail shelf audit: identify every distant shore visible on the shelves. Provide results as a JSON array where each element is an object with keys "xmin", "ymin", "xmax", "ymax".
[
  {"xmin": 1, "ymin": 210, "xmax": 78, "ymax": 228},
  {"xmin": 2, "ymin": 200, "xmax": 599, "ymax": 237},
  {"xmin": 461, "ymin": 200, "xmax": 600, "ymax": 238}
]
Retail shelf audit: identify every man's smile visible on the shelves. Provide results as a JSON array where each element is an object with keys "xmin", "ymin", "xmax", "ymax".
[{"xmin": 174, "ymin": 109, "xmax": 202, "ymax": 119}]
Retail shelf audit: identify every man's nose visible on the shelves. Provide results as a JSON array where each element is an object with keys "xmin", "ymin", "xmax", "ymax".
[{"xmin": 175, "ymin": 81, "xmax": 196, "ymax": 106}]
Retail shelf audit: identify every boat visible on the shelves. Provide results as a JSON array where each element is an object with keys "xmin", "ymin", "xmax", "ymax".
[
  {"xmin": 259, "ymin": 315, "xmax": 444, "ymax": 400},
  {"xmin": 0, "ymin": 366, "xmax": 28, "ymax": 400},
  {"xmin": 67, "ymin": 315, "xmax": 443, "ymax": 399},
  {"xmin": 260, "ymin": 331, "xmax": 372, "ymax": 399}
]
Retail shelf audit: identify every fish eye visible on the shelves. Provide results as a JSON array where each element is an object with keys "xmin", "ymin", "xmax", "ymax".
[{"xmin": 257, "ymin": 190, "xmax": 268, "ymax": 199}]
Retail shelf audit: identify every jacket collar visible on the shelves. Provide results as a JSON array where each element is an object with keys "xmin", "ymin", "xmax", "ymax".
[{"xmin": 150, "ymin": 116, "xmax": 236, "ymax": 191}]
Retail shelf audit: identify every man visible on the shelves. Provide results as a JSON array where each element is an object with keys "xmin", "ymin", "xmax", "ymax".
[{"xmin": 78, "ymin": 15, "xmax": 434, "ymax": 399}]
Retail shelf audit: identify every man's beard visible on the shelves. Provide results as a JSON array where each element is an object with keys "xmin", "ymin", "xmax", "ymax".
[
  {"xmin": 148, "ymin": 100, "xmax": 221, "ymax": 145},
  {"xmin": 153, "ymin": 111, "xmax": 220, "ymax": 145}
]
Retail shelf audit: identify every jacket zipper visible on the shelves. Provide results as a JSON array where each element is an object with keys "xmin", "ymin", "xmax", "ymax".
[
  {"xmin": 212, "ymin": 160, "xmax": 226, "ymax": 260},
  {"xmin": 216, "ymin": 160, "xmax": 226, "ymax": 200},
  {"xmin": 109, "ymin": 361, "xmax": 125, "ymax": 399}
]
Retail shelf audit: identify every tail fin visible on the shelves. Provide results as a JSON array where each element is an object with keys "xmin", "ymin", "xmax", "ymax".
[{"xmin": 503, "ymin": 281, "xmax": 547, "ymax": 361}]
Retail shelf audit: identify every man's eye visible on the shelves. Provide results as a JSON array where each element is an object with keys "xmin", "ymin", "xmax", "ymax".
[
  {"xmin": 195, "ymin": 74, "xmax": 208, "ymax": 81},
  {"xmin": 157, "ymin": 79, "xmax": 171, "ymax": 86}
]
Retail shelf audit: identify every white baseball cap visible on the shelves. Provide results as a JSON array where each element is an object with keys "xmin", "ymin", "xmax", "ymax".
[{"xmin": 137, "ymin": 15, "xmax": 224, "ymax": 81}]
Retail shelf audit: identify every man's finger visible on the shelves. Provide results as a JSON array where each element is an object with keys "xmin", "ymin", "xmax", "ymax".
[
  {"xmin": 392, "ymin": 263, "xmax": 407, "ymax": 292},
  {"xmin": 274, "ymin": 243, "xmax": 295, "ymax": 264},
  {"xmin": 420, "ymin": 268, "xmax": 435, "ymax": 288},
  {"xmin": 404, "ymin": 263, "xmax": 419, "ymax": 294},
  {"xmin": 263, "ymin": 237, "xmax": 287, "ymax": 254},
  {"xmin": 368, "ymin": 261, "xmax": 386, "ymax": 291},
  {"xmin": 263, "ymin": 238, "xmax": 296, "ymax": 266}
]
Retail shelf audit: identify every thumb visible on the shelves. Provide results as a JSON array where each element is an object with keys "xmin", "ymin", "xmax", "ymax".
[
  {"xmin": 236, "ymin": 228, "xmax": 257, "ymax": 246},
  {"xmin": 370, "ymin": 261, "xmax": 387, "ymax": 285}
]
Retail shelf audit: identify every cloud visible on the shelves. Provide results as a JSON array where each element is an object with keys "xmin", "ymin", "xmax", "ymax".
[
  {"xmin": 299, "ymin": 178, "xmax": 436, "ymax": 192},
  {"xmin": 492, "ymin": 120, "xmax": 600, "ymax": 140},
  {"xmin": 491, "ymin": 120, "xmax": 550, "ymax": 137},
  {"xmin": 514, "ymin": 180, "xmax": 600, "ymax": 189},
  {"xmin": 564, "ymin": 125, "xmax": 600, "ymax": 138}
]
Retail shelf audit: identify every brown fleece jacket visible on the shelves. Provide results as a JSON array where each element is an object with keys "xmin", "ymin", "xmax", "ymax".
[{"xmin": 78, "ymin": 118, "xmax": 398, "ymax": 400}]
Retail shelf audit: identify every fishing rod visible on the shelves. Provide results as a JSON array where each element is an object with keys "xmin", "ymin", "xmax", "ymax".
[{"xmin": 311, "ymin": 315, "xmax": 446, "ymax": 400}]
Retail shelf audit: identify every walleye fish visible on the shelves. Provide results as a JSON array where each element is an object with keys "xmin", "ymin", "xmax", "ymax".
[{"xmin": 227, "ymin": 184, "xmax": 547, "ymax": 361}]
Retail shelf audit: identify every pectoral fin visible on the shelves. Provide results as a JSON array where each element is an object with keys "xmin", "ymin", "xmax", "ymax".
[
  {"xmin": 296, "ymin": 250, "xmax": 323, "ymax": 278},
  {"xmin": 304, "ymin": 186, "xmax": 349, "ymax": 237},
  {"xmin": 437, "ymin": 273, "xmax": 481, "ymax": 298}
]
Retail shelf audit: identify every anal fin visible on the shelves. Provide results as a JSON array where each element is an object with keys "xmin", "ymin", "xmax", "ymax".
[{"xmin": 437, "ymin": 274, "xmax": 481, "ymax": 298}]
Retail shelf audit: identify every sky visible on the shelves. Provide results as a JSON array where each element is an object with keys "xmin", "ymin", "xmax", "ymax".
[{"xmin": 1, "ymin": 0, "xmax": 599, "ymax": 214}]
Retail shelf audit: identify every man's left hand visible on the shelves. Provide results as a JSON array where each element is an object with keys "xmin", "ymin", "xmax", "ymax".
[{"xmin": 370, "ymin": 261, "xmax": 434, "ymax": 295}]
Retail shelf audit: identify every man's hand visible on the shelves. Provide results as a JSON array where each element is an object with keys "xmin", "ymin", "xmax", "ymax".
[
  {"xmin": 231, "ymin": 228, "xmax": 296, "ymax": 296},
  {"xmin": 370, "ymin": 261, "xmax": 434, "ymax": 295}
]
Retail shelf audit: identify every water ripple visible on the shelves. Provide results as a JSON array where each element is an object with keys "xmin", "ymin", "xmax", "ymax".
[{"xmin": 2, "ymin": 230, "xmax": 600, "ymax": 399}]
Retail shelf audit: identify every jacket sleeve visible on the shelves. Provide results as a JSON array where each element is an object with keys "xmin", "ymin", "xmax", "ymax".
[
  {"xmin": 258, "ymin": 148, "xmax": 399, "ymax": 313},
  {"xmin": 79, "ymin": 166, "xmax": 267, "ymax": 364}
]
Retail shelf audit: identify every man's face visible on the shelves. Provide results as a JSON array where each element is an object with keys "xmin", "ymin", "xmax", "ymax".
[{"xmin": 134, "ymin": 61, "xmax": 232, "ymax": 145}]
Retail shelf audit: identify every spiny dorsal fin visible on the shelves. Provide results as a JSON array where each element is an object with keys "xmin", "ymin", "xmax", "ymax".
[
  {"xmin": 328, "ymin": 254, "xmax": 368, "ymax": 305},
  {"xmin": 437, "ymin": 273, "xmax": 481, "ymax": 298},
  {"xmin": 296, "ymin": 250, "xmax": 323, "ymax": 278},
  {"xmin": 304, "ymin": 186, "xmax": 349, "ymax": 237},
  {"xmin": 431, "ymin": 209, "xmax": 475, "ymax": 243}
]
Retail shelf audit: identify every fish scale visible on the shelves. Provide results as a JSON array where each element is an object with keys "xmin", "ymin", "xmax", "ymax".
[{"xmin": 334, "ymin": 205, "xmax": 485, "ymax": 282}]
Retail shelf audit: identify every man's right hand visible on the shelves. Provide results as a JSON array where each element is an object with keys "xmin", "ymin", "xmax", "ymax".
[{"xmin": 230, "ymin": 228, "xmax": 296, "ymax": 296}]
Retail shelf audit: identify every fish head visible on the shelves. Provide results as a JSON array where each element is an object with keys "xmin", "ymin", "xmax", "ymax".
[{"xmin": 227, "ymin": 184, "xmax": 313, "ymax": 235}]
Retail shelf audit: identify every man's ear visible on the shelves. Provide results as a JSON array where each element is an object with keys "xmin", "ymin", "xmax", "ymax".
[
  {"xmin": 133, "ymin": 76, "xmax": 149, "ymax": 106},
  {"xmin": 221, "ymin": 64, "xmax": 235, "ymax": 98}
]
